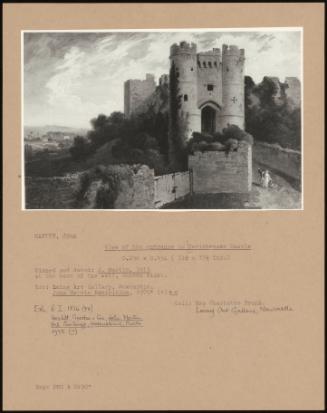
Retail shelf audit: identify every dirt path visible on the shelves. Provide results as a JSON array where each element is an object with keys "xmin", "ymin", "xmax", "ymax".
[
  {"xmin": 247, "ymin": 163, "xmax": 301, "ymax": 209},
  {"xmin": 163, "ymin": 162, "xmax": 302, "ymax": 209}
]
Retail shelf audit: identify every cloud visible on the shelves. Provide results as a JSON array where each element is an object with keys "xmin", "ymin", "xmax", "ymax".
[{"xmin": 24, "ymin": 30, "xmax": 301, "ymax": 128}]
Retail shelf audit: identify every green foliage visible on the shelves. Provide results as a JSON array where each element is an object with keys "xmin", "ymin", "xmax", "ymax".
[
  {"xmin": 168, "ymin": 61, "xmax": 188, "ymax": 170},
  {"xmin": 82, "ymin": 104, "xmax": 170, "ymax": 174},
  {"xmin": 221, "ymin": 125, "xmax": 254, "ymax": 145},
  {"xmin": 74, "ymin": 165, "xmax": 131, "ymax": 209},
  {"xmin": 69, "ymin": 136, "xmax": 95, "ymax": 161},
  {"xmin": 245, "ymin": 76, "xmax": 301, "ymax": 150},
  {"xmin": 95, "ymin": 172, "xmax": 121, "ymax": 209},
  {"xmin": 73, "ymin": 170, "xmax": 93, "ymax": 207},
  {"xmin": 88, "ymin": 112, "xmax": 126, "ymax": 148},
  {"xmin": 187, "ymin": 125, "xmax": 253, "ymax": 154}
]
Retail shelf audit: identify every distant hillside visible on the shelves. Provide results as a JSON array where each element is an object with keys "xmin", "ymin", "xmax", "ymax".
[{"xmin": 24, "ymin": 125, "xmax": 88, "ymax": 137}]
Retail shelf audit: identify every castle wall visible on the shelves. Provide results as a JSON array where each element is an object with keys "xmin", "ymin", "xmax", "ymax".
[
  {"xmin": 124, "ymin": 74, "xmax": 156, "ymax": 118},
  {"xmin": 188, "ymin": 142, "xmax": 252, "ymax": 194},
  {"xmin": 285, "ymin": 77, "xmax": 301, "ymax": 107}
]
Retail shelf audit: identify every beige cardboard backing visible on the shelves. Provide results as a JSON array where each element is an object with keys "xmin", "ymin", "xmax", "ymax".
[{"xmin": 3, "ymin": 3, "xmax": 325, "ymax": 410}]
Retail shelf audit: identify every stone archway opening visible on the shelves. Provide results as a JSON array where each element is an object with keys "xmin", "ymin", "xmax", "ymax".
[{"xmin": 201, "ymin": 105, "xmax": 217, "ymax": 134}]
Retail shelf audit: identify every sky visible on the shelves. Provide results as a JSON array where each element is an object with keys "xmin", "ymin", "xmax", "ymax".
[{"xmin": 24, "ymin": 30, "xmax": 302, "ymax": 128}]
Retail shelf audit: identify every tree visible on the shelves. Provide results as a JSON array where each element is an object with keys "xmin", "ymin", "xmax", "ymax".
[
  {"xmin": 69, "ymin": 136, "xmax": 94, "ymax": 161},
  {"xmin": 244, "ymin": 77, "xmax": 301, "ymax": 150}
]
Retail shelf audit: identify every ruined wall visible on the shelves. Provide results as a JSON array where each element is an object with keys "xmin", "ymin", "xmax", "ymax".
[
  {"xmin": 188, "ymin": 142, "xmax": 252, "ymax": 194},
  {"xmin": 114, "ymin": 165, "xmax": 155, "ymax": 209},
  {"xmin": 26, "ymin": 147, "xmax": 255, "ymax": 210},
  {"xmin": 25, "ymin": 166, "xmax": 192, "ymax": 210},
  {"xmin": 285, "ymin": 77, "xmax": 301, "ymax": 107},
  {"xmin": 159, "ymin": 74, "xmax": 169, "ymax": 86},
  {"xmin": 253, "ymin": 142, "xmax": 301, "ymax": 181},
  {"xmin": 25, "ymin": 167, "xmax": 156, "ymax": 210},
  {"xmin": 124, "ymin": 74, "xmax": 156, "ymax": 118},
  {"xmin": 154, "ymin": 171, "xmax": 190, "ymax": 208},
  {"xmin": 114, "ymin": 167, "xmax": 190, "ymax": 209}
]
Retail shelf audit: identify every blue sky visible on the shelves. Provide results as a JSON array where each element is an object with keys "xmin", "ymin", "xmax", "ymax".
[{"xmin": 24, "ymin": 30, "xmax": 301, "ymax": 128}]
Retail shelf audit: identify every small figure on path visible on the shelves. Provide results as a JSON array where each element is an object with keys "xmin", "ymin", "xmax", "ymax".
[{"xmin": 258, "ymin": 168, "xmax": 273, "ymax": 188}]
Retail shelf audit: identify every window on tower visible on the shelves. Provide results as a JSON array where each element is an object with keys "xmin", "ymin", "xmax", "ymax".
[
  {"xmin": 203, "ymin": 62, "xmax": 207, "ymax": 68},
  {"xmin": 208, "ymin": 62, "xmax": 212, "ymax": 68},
  {"xmin": 184, "ymin": 94, "xmax": 188, "ymax": 102},
  {"xmin": 207, "ymin": 84, "xmax": 214, "ymax": 91}
]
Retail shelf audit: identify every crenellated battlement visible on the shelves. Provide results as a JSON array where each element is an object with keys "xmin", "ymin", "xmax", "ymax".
[
  {"xmin": 222, "ymin": 44, "xmax": 245, "ymax": 57},
  {"xmin": 170, "ymin": 41, "xmax": 197, "ymax": 57},
  {"xmin": 125, "ymin": 40, "xmax": 246, "ymax": 138},
  {"xmin": 198, "ymin": 48, "xmax": 221, "ymax": 57}
]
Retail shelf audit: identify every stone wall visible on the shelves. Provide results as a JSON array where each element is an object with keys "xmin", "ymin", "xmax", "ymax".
[
  {"xmin": 114, "ymin": 165, "xmax": 155, "ymax": 209},
  {"xmin": 154, "ymin": 171, "xmax": 190, "ymax": 208},
  {"xmin": 124, "ymin": 74, "xmax": 156, "ymax": 118},
  {"xmin": 285, "ymin": 77, "xmax": 301, "ymax": 107},
  {"xmin": 25, "ymin": 145, "xmax": 254, "ymax": 209},
  {"xmin": 253, "ymin": 142, "xmax": 301, "ymax": 181},
  {"xmin": 188, "ymin": 142, "xmax": 252, "ymax": 193}
]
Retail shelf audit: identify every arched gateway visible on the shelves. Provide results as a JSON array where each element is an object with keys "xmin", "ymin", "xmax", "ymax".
[{"xmin": 200, "ymin": 102, "xmax": 220, "ymax": 134}]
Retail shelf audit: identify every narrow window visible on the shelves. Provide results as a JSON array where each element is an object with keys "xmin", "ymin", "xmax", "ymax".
[
  {"xmin": 203, "ymin": 62, "xmax": 207, "ymax": 68},
  {"xmin": 214, "ymin": 61, "xmax": 217, "ymax": 67},
  {"xmin": 208, "ymin": 62, "xmax": 212, "ymax": 68},
  {"xmin": 197, "ymin": 61, "xmax": 201, "ymax": 68},
  {"xmin": 190, "ymin": 67, "xmax": 194, "ymax": 71},
  {"xmin": 207, "ymin": 84, "xmax": 214, "ymax": 91},
  {"xmin": 184, "ymin": 94, "xmax": 188, "ymax": 102}
]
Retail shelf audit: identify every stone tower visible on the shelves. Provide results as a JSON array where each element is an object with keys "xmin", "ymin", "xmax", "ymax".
[
  {"xmin": 219, "ymin": 45, "xmax": 245, "ymax": 130},
  {"xmin": 124, "ymin": 74, "xmax": 156, "ymax": 118},
  {"xmin": 124, "ymin": 41, "xmax": 246, "ymax": 148},
  {"xmin": 169, "ymin": 42, "xmax": 201, "ymax": 141}
]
